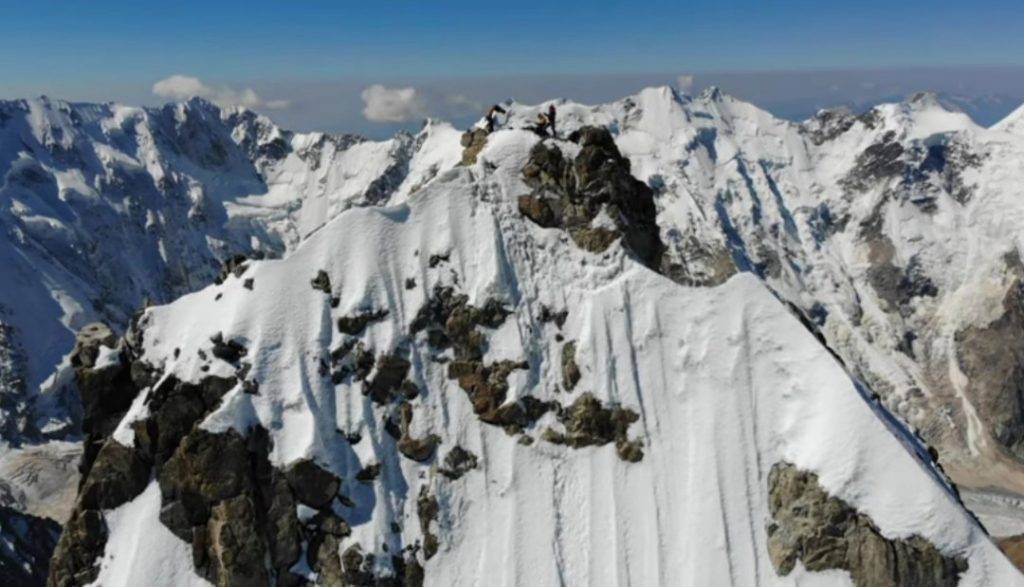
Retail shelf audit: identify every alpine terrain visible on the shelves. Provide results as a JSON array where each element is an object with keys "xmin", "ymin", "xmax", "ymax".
[{"xmin": 3, "ymin": 87, "xmax": 1024, "ymax": 585}]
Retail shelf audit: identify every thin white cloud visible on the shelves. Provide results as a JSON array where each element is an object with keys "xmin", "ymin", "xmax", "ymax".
[
  {"xmin": 360, "ymin": 84, "xmax": 428, "ymax": 123},
  {"xmin": 677, "ymin": 74, "xmax": 695, "ymax": 94},
  {"xmin": 152, "ymin": 75, "xmax": 290, "ymax": 110}
]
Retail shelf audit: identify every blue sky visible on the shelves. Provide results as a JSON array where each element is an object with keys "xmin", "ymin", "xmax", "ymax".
[{"xmin": 2, "ymin": 1, "xmax": 1023, "ymax": 135}]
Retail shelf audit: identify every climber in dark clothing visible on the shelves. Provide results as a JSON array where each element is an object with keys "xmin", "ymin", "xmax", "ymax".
[
  {"xmin": 547, "ymin": 104, "xmax": 557, "ymax": 137},
  {"xmin": 485, "ymin": 104, "xmax": 507, "ymax": 133},
  {"xmin": 526, "ymin": 112, "xmax": 551, "ymax": 137}
]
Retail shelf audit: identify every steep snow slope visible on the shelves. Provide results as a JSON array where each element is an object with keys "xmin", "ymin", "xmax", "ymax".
[
  {"xmin": 0, "ymin": 97, "xmax": 461, "ymax": 519},
  {"xmin": 53, "ymin": 125, "xmax": 1020, "ymax": 585},
  {"xmin": 495, "ymin": 87, "xmax": 1024, "ymax": 535},
  {"xmin": 994, "ymin": 104, "xmax": 1024, "ymax": 136}
]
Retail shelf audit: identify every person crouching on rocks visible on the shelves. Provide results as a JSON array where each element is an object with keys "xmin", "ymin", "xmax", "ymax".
[
  {"xmin": 526, "ymin": 105, "xmax": 557, "ymax": 138},
  {"xmin": 528, "ymin": 112, "xmax": 551, "ymax": 137}
]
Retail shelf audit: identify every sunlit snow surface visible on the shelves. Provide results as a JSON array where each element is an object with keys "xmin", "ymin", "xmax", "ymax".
[{"xmin": 115, "ymin": 126, "xmax": 1021, "ymax": 585}]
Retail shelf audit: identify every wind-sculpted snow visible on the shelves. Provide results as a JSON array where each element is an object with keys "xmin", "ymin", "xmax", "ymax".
[{"xmin": 53, "ymin": 125, "xmax": 1020, "ymax": 585}]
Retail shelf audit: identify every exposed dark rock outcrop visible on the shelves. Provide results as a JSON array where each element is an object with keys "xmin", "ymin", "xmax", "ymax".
[
  {"xmin": 209, "ymin": 332, "xmax": 246, "ymax": 364},
  {"xmin": 340, "ymin": 543, "xmax": 424, "ymax": 587},
  {"xmin": 285, "ymin": 459, "xmax": 341, "ymax": 510},
  {"xmin": 518, "ymin": 126, "xmax": 665, "ymax": 270},
  {"xmin": 542, "ymin": 392, "xmax": 643, "ymax": 462},
  {"xmin": 75, "ymin": 374, "xmax": 131, "ymax": 480},
  {"xmin": 51, "ymin": 323, "xmax": 152, "ymax": 585},
  {"xmin": 51, "ymin": 321, "xmax": 315, "ymax": 586},
  {"xmin": 50, "ymin": 322, "xmax": 244, "ymax": 587},
  {"xmin": 367, "ymin": 353, "xmax": 414, "ymax": 405},
  {"xmin": 439, "ymin": 446, "xmax": 478, "ymax": 480},
  {"xmin": 956, "ymin": 254, "xmax": 1024, "ymax": 460},
  {"xmin": 310, "ymin": 270, "xmax": 332, "ymax": 294},
  {"xmin": 416, "ymin": 487, "xmax": 440, "ymax": 560},
  {"xmin": 561, "ymin": 341, "xmax": 581, "ymax": 391},
  {"xmin": 154, "ymin": 424, "xmax": 308, "ymax": 585},
  {"xmin": 213, "ymin": 254, "xmax": 253, "ymax": 285},
  {"xmin": 394, "ymin": 402, "xmax": 441, "ymax": 463},
  {"xmin": 459, "ymin": 128, "xmax": 489, "ymax": 166},
  {"xmin": 538, "ymin": 305, "xmax": 568, "ymax": 329},
  {"xmin": 337, "ymin": 309, "xmax": 389, "ymax": 336},
  {"xmin": 77, "ymin": 441, "xmax": 148, "ymax": 511},
  {"xmin": 841, "ymin": 131, "xmax": 906, "ymax": 193},
  {"xmin": 413, "ymin": 286, "xmax": 557, "ymax": 436},
  {"xmin": 356, "ymin": 463, "xmax": 381, "ymax": 483},
  {"xmin": 803, "ymin": 108, "xmax": 857, "ymax": 145},
  {"xmin": 660, "ymin": 235, "xmax": 737, "ymax": 287},
  {"xmin": 69, "ymin": 323, "xmax": 117, "ymax": 370},
  {"xmin": 329, "ymin": 341, "xmax": 376, "ymax": 384},
  {"xmin": 859, "ymin": 211, "xmax": 937, "ymax": 314},
  {"xmin": 48, "ymin": 509, "xmax": 107, "ymax": 587},
  {"xmin": 766, "ymin": 462, "xmax": 967, "ymax": 586}
]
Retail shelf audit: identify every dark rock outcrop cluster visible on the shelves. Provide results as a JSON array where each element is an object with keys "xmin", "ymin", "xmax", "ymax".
[
  {"xmin": 459, "ymin": 129, "xmax": 489, "ymax": 166},
  {"xmin": 416, "ymin": 487, "xmax": 440, "ymax": 561},
  {"xmin": 517, "ymin": 126, "xmax": 665, "ymax": 270},
  {"xmin": 766, "ymin": 462, "xmax": 967, "ymax": 586},
  {"xmin": 337, "ymin": 309, "xmax": 390, "ymax": 337},
  {"xmin": 412, "ymin": 286, "xmax": 557, "ymax": 436},
  {"xmin": 50, "ymin": 322, "xmax": 421, "ymax": 587},
  {"xmin": 859, "ymin": 211, "xmax": 937, "ymax": 315},
  {"xmin": 541, "ymin": 392, "xmax": 643, "ymax": 463},
  {"xmin": 50, "ymin": 324, "xmax": 148, "ymax": 586},
  {"xmin": 392, "ymin": 401, "xmax": 441, "ymax": 463},
  {"xmin": 841, "ymin": 131, "xmax": 907, "ymax": 193},
  {"xmin": 439, "ymin": 446, "xmax": 478, "ymax": 480},
  {"xmin": 68, "ymin": 323, "xmax": 139, "ymax": 483}
]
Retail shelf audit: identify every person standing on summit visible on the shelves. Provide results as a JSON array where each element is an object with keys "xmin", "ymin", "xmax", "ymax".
[
  {"xmin": 485, "ymin": 104, "xmax": 507, "ymax": 133},
  {"xmin": 547, "ymin": 104, "xmax": 557, "ymax": 137}
]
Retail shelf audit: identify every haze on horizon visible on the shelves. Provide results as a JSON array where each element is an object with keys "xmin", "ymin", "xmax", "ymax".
[{"xmin": 2, "ymin": 0, "xmax": 1023, "ymax": 136}]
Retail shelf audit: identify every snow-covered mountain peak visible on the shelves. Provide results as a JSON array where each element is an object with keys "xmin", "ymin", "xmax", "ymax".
[
  {"xmin": 7, "ymin": 86, "xmax": 1024, "ymax": 584},
  {"xmin": 870, "ymin": 92, "xmax": 981, "ymax": 140},
  {"xmin": 698, "ymin": 84, "xmax": 725, "ymax": 101},
  {"xmin": 46, "ymin": 118, "xmax": 1022, "ymax": 585}
]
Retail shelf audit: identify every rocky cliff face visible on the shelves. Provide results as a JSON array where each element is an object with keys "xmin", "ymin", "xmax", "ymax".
[
  {"xmin": 0, "ymin": 506, "xmax": 60, "ymax": 586},
  {"xmin": 767, "ymin": 462, "xmax": 968, "ymax": 586}
]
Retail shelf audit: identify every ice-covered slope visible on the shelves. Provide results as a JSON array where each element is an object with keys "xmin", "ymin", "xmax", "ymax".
[{"xmin": 51, "ymin": 123, "xmax": 1020, "ymax": 585}]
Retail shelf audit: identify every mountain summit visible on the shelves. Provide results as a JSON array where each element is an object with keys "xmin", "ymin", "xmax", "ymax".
[{"xmin": 4, "ymin": 88, "xmax": 1024, "ymax": 585}]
